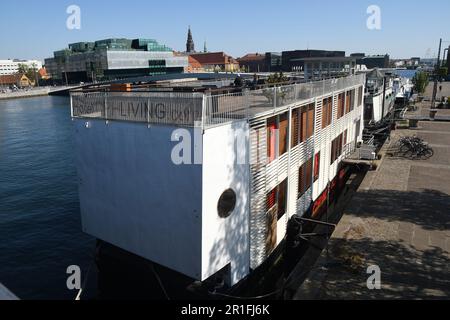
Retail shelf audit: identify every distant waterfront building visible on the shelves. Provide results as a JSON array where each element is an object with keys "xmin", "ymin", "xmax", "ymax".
[
  {"xmin": 186, "ymin": 56, "xmax": 204, "ymax": 73},
  {"xmin": 350, "ymin": 53, "xmax": 365, "ymax": 59},
  {"xmin": 239, "ymin": 50, "xmax": 352, "ymax": 74},
  {"xmin": 301, "ymin": 56, "xmax": 358, "ymax": 80},
  {"xmin": 236, "ymin": 52, "xmax": 282, "ymax": 73},
  {"xmin": 352, "ymin": 54, "xmax": 390, "ymax": 69},
  {"xmin": 265, "ymin": 52, "xmax": 282, "ymax": 72},
  {"xmin": 421, "ymin": 58, "xmax": 437, "ymax": 67},
  {"xmin": 411, "ymin": 57, "xmax": 421, "ymax": 66},
  {"xmin": 189, "ymin": 52, "xmax": 239, "ymax": 72},
  {"xmin": 237, "ymin": 53, "xmax": 266, "ymax": 72},
  {"xmin": 0, "ymin": 59, "xmax": 43, "ymax": 75},
  {"xmin": 393, "ymin": 60, "xmax": 405, "ymax": 68},
  {"xmin": 186, "ymin": 27, "xmax": 195, "ymax": 53},
  {"xmin": 281, "ymin": 50, "xmax": 346, "ymax": 72},
  {"xmin": 0, "ymin": 74, "xmax": 33, "ymax": 87},
  {"xmin": 38, "ymin": 67, "xmax": 50, "ymax": 81},
  {"xmin": 44, "ymin": 38, "xmax": 188, "ymax": 83}
]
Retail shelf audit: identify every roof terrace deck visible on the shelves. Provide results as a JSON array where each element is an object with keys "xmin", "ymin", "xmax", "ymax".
[{"xmin": 70, "ymin": 74, "xmax": 365, "ymax": 129}]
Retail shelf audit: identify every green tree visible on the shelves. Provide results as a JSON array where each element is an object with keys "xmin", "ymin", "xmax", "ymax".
[
  {"xmin": 18, "ymin": 63, "xmax": 39, "ymax": 85},
  {"xmin": 28, "ymin": 63, "xmax": 39, "ymax": 86},
  {"xmin": 266, "ymin": 72, "xmax": 288, "ymax": 84},
  {"xmin": 18, "ymin": 63, "xmax": 29, "ymax": 74},
  {"xmin": 438, "ymin": 67, "xmax": 448, "ymax": 78},
  {"xmin": 412, "ymin": 71, "xmax": 429, "ymax": 94}
]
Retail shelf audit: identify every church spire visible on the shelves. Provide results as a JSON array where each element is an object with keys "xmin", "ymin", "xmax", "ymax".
[
  {"xmin": 186, "ymin": 26, "xmax": 195, "ymax": 53},
  {"xmin": 203, "ymin": 40, "xmax": 207, "ymax": 53}
]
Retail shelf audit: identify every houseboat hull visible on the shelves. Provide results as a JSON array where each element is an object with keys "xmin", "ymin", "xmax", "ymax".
[{"xmin": 93, "ymin": 165, "xmax": 353, "ymax": 299}]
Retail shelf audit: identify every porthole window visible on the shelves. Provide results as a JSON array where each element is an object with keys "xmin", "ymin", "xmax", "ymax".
[{"xmin": 217, "ymin": 189, "xmax": 237, "ymax": 218}]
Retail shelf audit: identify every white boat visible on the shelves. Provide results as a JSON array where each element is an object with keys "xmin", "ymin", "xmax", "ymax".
[
  {"xmin": 363, "ymin": 69, "xmax": 396, "ymax": 124},
  {"xmin": 394, "ymin": 76, "xmax": 414, "ymax": 102}
]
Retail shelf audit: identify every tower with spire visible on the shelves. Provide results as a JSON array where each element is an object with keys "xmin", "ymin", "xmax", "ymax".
[{"xmin": 186, "ymin": 26, "xmax": 195, "ymax": 53}]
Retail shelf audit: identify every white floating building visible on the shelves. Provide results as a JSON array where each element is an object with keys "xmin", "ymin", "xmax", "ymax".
[{"xmin": 71, "ymin": 73, "xmax": 365, "ymax": 286}]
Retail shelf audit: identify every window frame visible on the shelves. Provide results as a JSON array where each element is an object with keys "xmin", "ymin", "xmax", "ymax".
[
  {"xmin": 267, "ymin": 179, "xmax": 288, "ymax": 221},
  {"xmin": 277, "ymin": 179, "xmax": 288, "ymax": 220},
  {"xmin": 279, "ymin": 112, "xmax": 289, "ymax": 156},
  {"xmin": 267, "ymin": 116, "xmax": 278, "ymax": 163},
  {"xmin": 291, "ymin": 108, "xmax": 300, "ymax": 148},
  {"xmin": 314, "ymin": 152, "xmax": 320, "ymax": 182},
  {"xmin": 358, "ymin": 86, "xmax": 363, "ymax": 107},
  {"xmin": 337, "ymin": 92, "xmax": 345, "ymax": 119},
  {"xmin": 298, "ymin": 157, "xmax": 313, "ymax": 198},
  {"xmin": 345, "ymin": 91, "xmax": 351, "ymax": 114},
  {"xmin": 321, "ymin": 97, "xmax": 332, "ymax": 129}
]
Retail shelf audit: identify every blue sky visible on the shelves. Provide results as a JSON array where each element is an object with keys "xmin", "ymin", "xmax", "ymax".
[{"xmin": 1, "ymin": 0, "xmax": 449, "ymax": 62}]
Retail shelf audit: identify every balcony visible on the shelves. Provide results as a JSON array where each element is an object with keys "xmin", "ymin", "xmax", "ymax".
[{"xmin": 71, "ymin": 74, "xmax": 365, "ymax": 129}]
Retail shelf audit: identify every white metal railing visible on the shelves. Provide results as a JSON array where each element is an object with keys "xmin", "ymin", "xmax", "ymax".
[
  {"xmin": 71, "ymin": 91, "xmax": 204, "ymax": 127},
  {"xmin": 343, "ymin": 142, "xmax": 356, "ymax": 158},
  {"xmin": 70, "ymin": 74, "xmax": 365, "ymax": 129}
]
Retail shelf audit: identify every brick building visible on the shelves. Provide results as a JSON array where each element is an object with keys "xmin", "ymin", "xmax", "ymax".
[
  {"xmin": 189, "ymin": 52, "xmax": 239, "ymax": 72},
  {"xmin": 237, "ymin": 53, "xmax": 266, "ymax": 72},
  {"xmin": 0, "ymin": 74, "xmax": 33, "ymax": 87}
]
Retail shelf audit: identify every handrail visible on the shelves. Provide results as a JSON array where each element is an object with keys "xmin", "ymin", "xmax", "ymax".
[{"xmin": 71, "ymin": 74, "xmax": 366, "ymax": 129}]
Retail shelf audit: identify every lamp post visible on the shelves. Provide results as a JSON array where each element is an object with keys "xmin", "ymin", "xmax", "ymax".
[
  {"xmin": 431, "ymin": 39, "xmax": 450, "ymax": 110},
  {"xmin": 431, "ymin": 39, "xmax": 442, "ymax": 110},
  {"xmin": 442, "ymin": 48, "xmax": 448, "ymax": 67}
]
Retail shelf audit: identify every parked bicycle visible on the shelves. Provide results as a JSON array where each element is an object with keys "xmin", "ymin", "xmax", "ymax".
[{"xmin": 396, "ymin": 136, "xmax": 434, "ymax": 160}]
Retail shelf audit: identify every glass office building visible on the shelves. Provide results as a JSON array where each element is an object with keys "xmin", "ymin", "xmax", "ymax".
[{"xmin": 45, "ymin": 38, "xmax": 188, "ymax": 83}]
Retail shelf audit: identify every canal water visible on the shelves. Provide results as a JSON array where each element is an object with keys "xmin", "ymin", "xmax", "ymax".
[{"xmin": 0, "ymin": 96, "xmax": 96, "ymax": 300}]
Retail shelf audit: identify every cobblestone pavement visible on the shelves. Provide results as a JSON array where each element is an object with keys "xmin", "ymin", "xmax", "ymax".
[{"xmin": 295, "ymin": 89, "xmax": 450, "ymax": 299}]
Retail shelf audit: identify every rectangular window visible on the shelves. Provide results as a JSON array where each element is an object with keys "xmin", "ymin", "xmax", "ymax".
[
  {"xmin": 321, "ymin": 97, "xmax": 332, "ymax": 129},
  {"xmin": 279, "ymin": 113, "xmax": 289, "ymax": 156},
  {"xmin": 298, "ymin": 165, "xmax": 304, "ymax": 197},
  {"xmin": 300, "ymin": 105, "xmax": 308, "ymax": 142},
  {"xmin": 330, "ymin": 133, "xmax": 344, "ymax": 164},
  {"xmin": 277, "ymin": 179, "xmax": 288, "ymax": 220},
  {"xmin": 328, "ymin": 97, "xmax": 333, "ymax": 124},
  {"xmin": 350, "ymin": 89, "xmax": 355, "ymax": 112},
  {"xmin": 267, "ymin": 117, "xmax": 277, "ymax": 163},
  {"xmin": 267, "ymin": 188, "xmax": 276, "ymax": 211},
  {"xmin": 314, "ymin": 152, "xmax": 320, "ymax": 182},
  {"xmin": 307, "ymin": 103, "xmax": 315, "ymax": 138},
  {"xmin": 358, "ymin": 86, "xmax": 363, "ymax": 107},
  {"xmin": 291, "ymin": 108, "xmax": 300, "ymax": 148},
  {"xmin": 355, "ymin": 120, "xmax": 361, "ymax": 143},
  {"xmin": 345, "ymin": 91, "xmax": 351, "ymax": 114},
  {"xmin": 299, "ymin": 157, "xmax": 313, "ymax": 198},
  {"xmin": 337, "ymin": 93, "xmax": 345, "ymax": 119},
  {"xmin": 267, "ymin": 180, "xmax": 288, "ymax": 221},
  {"xmin": 343, "ymin": 129, "xmax": 348, "ymax": 146},
  {"xmin": 335, "ymin": 137, "xmax": 339, "ymax": 159},
  {"xmin": 305, "ymin": 158, "xmax": 313, "ymax": 190},
  {"xmin": 321, "ymin": 99, "xmax": 328, "ymax": 129},
  {"xmin": 331, "ymin": 139, "xmax": 336, "ymax": 165}
]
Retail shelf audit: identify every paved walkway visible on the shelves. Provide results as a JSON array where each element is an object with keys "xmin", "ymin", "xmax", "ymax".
[
  {"xmin": 295, "ymin": 87, "xmax": 450, "ymax": 299},
  {"xmin": 0, "ymin": 88, "xmax": 50, "ymax": 100}
]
